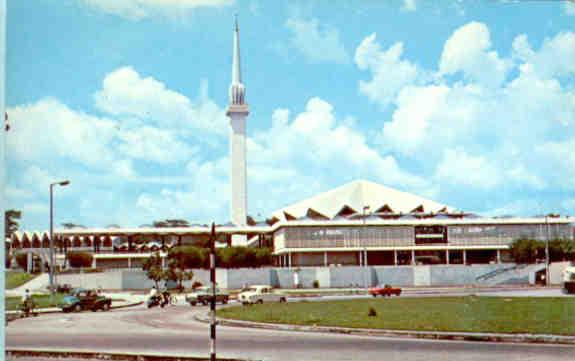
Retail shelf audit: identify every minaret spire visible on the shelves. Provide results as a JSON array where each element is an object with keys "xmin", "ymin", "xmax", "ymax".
[
  {"xmin": 229, "ymin": 15, "xmax": 246, "ymax": 105},
  {"xmin": 232, "ymin": 14, "xmax": 241, "ymax": 85}
]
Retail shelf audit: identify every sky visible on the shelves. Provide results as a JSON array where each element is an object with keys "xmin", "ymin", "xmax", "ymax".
[{"xmin": 5, "ymin": 0, "xmax": 575, "ymax": 230}]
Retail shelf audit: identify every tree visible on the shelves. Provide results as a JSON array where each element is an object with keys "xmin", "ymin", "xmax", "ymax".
[
  {"xmin": 153, "ymin": 219, "xmax": 190, "ymax": 228},
  {"xmin": 5, "ymin": 209, "xmax": 21, "ymax": 239},
  {"xmin": 168, "ymin": 246, "xmax": 207, "ymax": 268},
  {"xmin": 549, "ymin": 239, "xmax": 575, "ymax": 262},
  {"xmin": 509, "ymin": 238, "xmax": 543, "ymax": 264},
  {"xmin": 165, "ymin": 254, "xmax": 194, "ymax": 292},
  {"xmin": 61, "ymin": 223, "xmax": 86, "ymax": 229},
  {"xmin": 142, "ymin": 252, "xmax": 165, "ymax": 289},
  {"xmin": 68, "ymin": 251, "xmax": 93, "ymax": 268}
]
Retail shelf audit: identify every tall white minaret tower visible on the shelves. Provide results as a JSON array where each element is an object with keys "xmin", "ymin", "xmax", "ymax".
[{"xmin": 226, "ymin": 17, "xmax": 249, "ymax": 243}]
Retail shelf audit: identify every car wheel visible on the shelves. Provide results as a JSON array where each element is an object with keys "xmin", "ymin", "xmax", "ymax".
[
  {"xmin": 102, "ymin": 303, "xmax": 111, "ymax": 311},
  {"xmin": 222, "ymin": 298, "xmax": 228, "ymax": 304},
  {"xmin": 74, "ymin": 304, "xmax": 82, "ymax": 312},
  {"xmin": 202, "ymin": 300, "xmax": 208, "ymax": 306},
  {"xmin": 257, "ymin": 299, "xmax": 263, "ymax": 304},
  {"xmin": 279, "ymin": 297, "xmax": 286, "ymax": 303},
  {"xmin": 190, "ymin": 301, "xmax": 197, "ymax": 306},
  {"xmin": 372, "ymin": 294, "xmax": 377, "ymax": 298}
]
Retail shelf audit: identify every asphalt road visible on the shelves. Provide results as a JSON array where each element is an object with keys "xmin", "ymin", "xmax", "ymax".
[{"xmin": 6, "ymin": 299, "xmax": 575, "ymax": 361}]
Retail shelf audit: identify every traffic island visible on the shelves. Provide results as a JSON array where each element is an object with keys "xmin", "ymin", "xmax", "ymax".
[
  {"xmin": 203, "ymin": 296, "xmax": 575, "ymax": 345},
  {"xmin": 6, "ymin": 348, "xmax": 256, "ymax": 361}
]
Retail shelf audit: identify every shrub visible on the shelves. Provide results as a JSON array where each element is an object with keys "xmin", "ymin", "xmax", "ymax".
[
  {"xmin": 68, "ymin": 251, "xmax": 93, "ymax": 268},
  {"xmin": 312, "ymin": 280, "xmax": 320, "ymax": 288},
  {"xmin": 368, "ymin": 306, "xmax": 377, "ymax": 317},
  {"xmin": 168, "ymin": 246, "xmax": 207, "ymax": 269}
]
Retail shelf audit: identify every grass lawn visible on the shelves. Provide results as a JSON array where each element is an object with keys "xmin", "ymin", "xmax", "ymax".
[
  {"xmin": 218, "ymin": 296, "xmax": 575, "ymax": 335},
  {"xmin": 5, "ymin": 293, "xmax": 67, "ymax": 311},
  {"xmin": 5, "ymin": 271, "xmax": 37, "ymax": 289}
]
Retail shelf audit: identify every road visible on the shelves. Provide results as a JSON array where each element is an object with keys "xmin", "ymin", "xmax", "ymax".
[{"xmin": 6, "ymin": 299, "xmax": 575, "ymax": 361}]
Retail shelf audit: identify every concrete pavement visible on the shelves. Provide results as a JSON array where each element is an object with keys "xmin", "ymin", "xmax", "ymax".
[{"xmin": 6, "ymin": 302, "xmax": 575, "ymax": 361}]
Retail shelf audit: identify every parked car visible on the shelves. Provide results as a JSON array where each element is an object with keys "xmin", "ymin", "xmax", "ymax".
[
  {"xmin": 368, "ymin": 284, "xmax": 402, "ymax": 297},
  {"xmin": 185, "ymin": 286, "xmax": 229, "ymax": 306},
  {"xmin": 562, "ymin": 267, "xmax": 575, "ymax": 294},
  {"xmin": 238, "ymin": 285, "xmax": 286, "ymax": 305},
  {"xmin": 58, "ymin": 288, "xmax": 112, "ymax": 312}
]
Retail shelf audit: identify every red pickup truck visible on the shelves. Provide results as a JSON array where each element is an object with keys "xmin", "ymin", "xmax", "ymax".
[{"xmin": 368, "ymin": 284, "xmax": 402, "ymax": 297}]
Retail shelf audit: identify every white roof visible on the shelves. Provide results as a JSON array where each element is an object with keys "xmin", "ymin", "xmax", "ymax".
[{"xmin": 272, "ymin": 179, "xmax": 455, "ymax": 221}]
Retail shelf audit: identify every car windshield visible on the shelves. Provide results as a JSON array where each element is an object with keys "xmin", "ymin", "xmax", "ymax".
[{"xmin": 246, "ymin": 287, "xmax": 259, "ymax": 292}]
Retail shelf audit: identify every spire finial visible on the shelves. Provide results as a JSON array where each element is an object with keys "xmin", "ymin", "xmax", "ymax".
[
  {"xmin": 235, "ymin": 14, "xmax": 238, "ymax": 32},
  {"xmin": 229, "ymin": 14, "xmax": 244, "ymax": 105}
]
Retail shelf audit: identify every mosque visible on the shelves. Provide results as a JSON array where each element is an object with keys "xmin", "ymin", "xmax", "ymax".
[{"xmin": 8, "ymin": 20, "xmax": 574, "ymax": 270}]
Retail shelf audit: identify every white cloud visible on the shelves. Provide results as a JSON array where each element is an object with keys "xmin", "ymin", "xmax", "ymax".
[
  {"xmin": 355, "ymin": 34, "xmax": 420, "ymax": 108},
  {"xmin": 285, "ymin": 16, "xmax": 350, "ymax": 64},
  {"xmin": 565, "ymin": 1, "xmax": 575, "ymax": 16},
  {"xmin": 7, "ymin": 98, "xmax": 119, "ymax": 166},
  {"xmin": 83, "ymin": 0, "xmax": 234, "ymax": 20},
  {"xmin": 435, "ymin": 148, "xmax": 502, "ymax": 190},
  {"xmin": 439, "ymin": 22, "xmax": 510, "ymax": 87},
  {"xmin": 117, "ymin": 126, "xmax": 196, "ymax": 163},
  {"xmin": 94, "ymin": 67, "xmax": 227, "ymax": 136},
  {"xmin": 367, "ymin": 24, "xmax": 575, "ymax": 200},
  {"xmin": 402, "ymin": 0, "xmax": 416, "ymax": 12},
  {"xmin": 511, "ymin": 32, "xmax": 575, "ymax": 78}
]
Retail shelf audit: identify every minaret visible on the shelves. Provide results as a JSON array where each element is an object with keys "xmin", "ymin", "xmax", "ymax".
[{"xmin": 226, "ymin": 17, "xmax": 249, "ymax": 244}]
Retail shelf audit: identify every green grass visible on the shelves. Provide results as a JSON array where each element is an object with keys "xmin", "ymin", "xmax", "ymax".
[
  {"xmin": 218, "ymin": 296, "xmax": 575, "ymax": 335},
  {"xmin": 5, "ymin": 293, "xmax": 67, "ymax": 311},
  {"xmin": 5, "ymin": 271, "xmax": 37, "ymax": 289}
]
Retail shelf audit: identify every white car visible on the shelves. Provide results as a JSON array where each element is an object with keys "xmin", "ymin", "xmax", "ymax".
[{"xmin": 237, "ymin": 285, "xmax": 286, "ymax": 305}]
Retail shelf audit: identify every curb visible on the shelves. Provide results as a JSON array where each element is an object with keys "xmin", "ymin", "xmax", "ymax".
[
  {"xmin": 5, "ymin": 300, "xmax": 143, "ymax": 318},
  {"xmin": 194, "ymin": 313, "xmax": 575, "ymax": 345},
  {"xmin": 5, "ymin": 348, "xmax": 256, "ymax": 361}
]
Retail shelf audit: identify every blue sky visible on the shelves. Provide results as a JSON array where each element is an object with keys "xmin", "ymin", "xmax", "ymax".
[{"xmin": 5, "ymin": 0, "xmax": 575, "ymax": 230}]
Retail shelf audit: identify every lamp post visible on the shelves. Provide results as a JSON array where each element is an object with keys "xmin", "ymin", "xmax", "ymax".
[
  {"xmin": 49, "ymin": 180, "xmax": 70, "ymax": 299},
  {"xmin": 545, "ymin": 215, "xmax": 550, "ymax": 286}
]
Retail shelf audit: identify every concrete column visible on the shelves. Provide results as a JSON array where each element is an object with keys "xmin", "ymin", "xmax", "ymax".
[
  {"xmin": 92, "ymin": 257, "xmax": 97, "ymax": 268},
  {"xmin": 463, "ymin": 250, "xmax": 467, "ymax": 265},
  {"xmin": 359, "ymin": 251, "xmax": 363, "ymax": 266},
  {"xmin": 27, "ymin": 252, "xmax": 32, "ymax": 273},
  {"xmin": 496, "ymin": 249, "xmax": 501, "ymax": 264},
  {"xmin": 364, "ymin": 250, "xmax": 368, "ymax": 266},
  {"xmin": 393, "ymin": 250, "xmax": 398, "ymax": 266},
  {"xmin": 161, "ymin": 255, "xmax": 166, "ymax": 269},
  {"xmin": 288, "ymin": 252, "xmax": 292, "ymax": 269},
  {"xmin": 446, "ymin": 249, "xmax": 450, "ymax": 265},
  {"xmin": 324, "ymin": 251, "xmax": 327, "ymax": 267},
  {"xmin": 128, "ymin": 257, "xmax": 132, "ymax": 269},
  {"xmin": 411, "ymin": 250, "xmax": 416, "ymax": 265}
]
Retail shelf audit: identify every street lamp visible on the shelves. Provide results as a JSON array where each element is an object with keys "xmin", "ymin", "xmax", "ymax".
[
  {"xmin": 545, "ymin": 215, "xmax": 550, "ymax": 286},
  {"xmin": 49, "ymin": 180, "xmax": 70, "ymax": 298}
]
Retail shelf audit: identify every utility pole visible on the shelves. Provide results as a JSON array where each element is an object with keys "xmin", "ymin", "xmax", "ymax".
[
  {"xmin": 209, "ymin": 222, "xmax": 216, "ymax": 361},
  {"xmin": 49, "ymin": 180, "xmax": 70, "ymax": 301},
  {"xmin": 545, "ymin": 215, "xmax": 550, "ymax": 286}
]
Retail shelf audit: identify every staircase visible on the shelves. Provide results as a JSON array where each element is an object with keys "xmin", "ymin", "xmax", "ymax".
[{"xmin": 476, "ymin": 263, "xmax": 545, "ymax": 286}]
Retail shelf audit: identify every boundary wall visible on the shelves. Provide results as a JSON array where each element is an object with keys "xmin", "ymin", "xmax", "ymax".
[{"xmin": 53, "ymin": 264, "xmax": 517, "ymax": 290}]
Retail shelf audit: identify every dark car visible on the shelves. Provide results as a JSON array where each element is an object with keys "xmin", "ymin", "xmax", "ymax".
[
  {"xmin": 185, "ymin": 286, "xmax": 229, "ymax": 306},
  {"xmin": 59, "ymin": 288, "xmax": 112, "ymax": 312},
  {"xmin": 368, "ymin": 284, "xmax": 402, "ymax": 297}
]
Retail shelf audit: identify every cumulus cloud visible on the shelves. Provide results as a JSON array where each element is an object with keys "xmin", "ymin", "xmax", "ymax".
[
  {"xmin": 83, "ymin": 0, "xmax": 234, "ymax": 20},
  {"xmin": 565, "ymin": 1, "xmax": 575, "ymax": 16},
  {"xmin": 94, "ymin": 67, "xmax": 227, "ymax": 136},
  {"xmin": 402, "ymin": 0, "xmax": 417, "ymax": 12},
  {"xmin": 355, "ymin": 34, "xmax": 420, "ymax": 108},
  {"xmin": 511, "ymin": 32, "xmax": 575, "ymax": 79},
  {"xmin": 439, "ymin": 22, "xmax": 510, "ymax": 87},
  {"xmin": 285, "ymin": 16, "xmax": 350, "ymax": 64}
]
